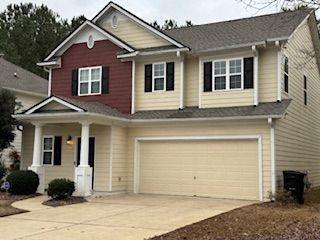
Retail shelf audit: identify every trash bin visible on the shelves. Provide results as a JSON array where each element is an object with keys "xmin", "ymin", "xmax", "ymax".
[{"xmin": 283, "ymin": 171, "xmax": 306, "ymax": 204}]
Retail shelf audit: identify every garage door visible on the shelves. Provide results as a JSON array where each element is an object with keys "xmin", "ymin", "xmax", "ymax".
[{"xmin": 139, "ymin": 139, "xmax": 259, "ymax": 200}]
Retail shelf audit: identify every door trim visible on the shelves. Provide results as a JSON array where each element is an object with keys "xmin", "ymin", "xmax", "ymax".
[{"xmin": 133, "ymin": 135, "xmax": 263, "ymax": 201}]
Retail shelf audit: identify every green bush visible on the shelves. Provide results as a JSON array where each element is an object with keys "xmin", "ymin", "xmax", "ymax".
[
  {"xmin": 6, "ymin": 170, "xmax": 39, "ymax": 195},
  {"xmin": 47, "ymin": 179, "xmax": 75, "ymax": 200},
  {"xmin": 0, "ymin": 164, "xmax": 6, "ymax": 180}
]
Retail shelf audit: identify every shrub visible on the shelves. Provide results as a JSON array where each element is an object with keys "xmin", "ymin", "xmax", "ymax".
[
  {"xmin": 0, "ymin": 164, "xmax": 6, "ymax": 180},
  {"xmin": 47, "ymin": 179, "xmax": 75, "ymax": 200},
  {"xmin": 6, "ymin": 170, "xmax": 39, "ymax": 195}
]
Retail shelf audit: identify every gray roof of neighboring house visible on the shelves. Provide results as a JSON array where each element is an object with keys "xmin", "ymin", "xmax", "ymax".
[
  {"xmin": 0, "ymin": 57, "xmax": 48, "ymax": 95},
  {"xmin": 164, "ymin": 9, "xmax": 311, "ymax": 53},
  {"xmin": 30, "ymin": 96, "xmax": 291, "ymax": 121},
  {"xmin": 131, "ymin": 100, "xmax": 291, "ymax": 120}
]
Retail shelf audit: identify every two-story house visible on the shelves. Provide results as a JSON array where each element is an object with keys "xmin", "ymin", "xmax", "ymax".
[{"xmin": 14, "ymin": 2, "xmax": 320, "ymax": 201}]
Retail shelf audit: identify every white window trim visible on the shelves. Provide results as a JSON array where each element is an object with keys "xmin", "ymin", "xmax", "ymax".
[
  {"xmin": 42, "ymin": 136, "xmax": 54, "ymax": 166},
  {"xmin": 78, "ymin": 66, "xmax": 102, "ymax": 96},
  {"xmin": 152, "ymin": 62, "xmax": 166, "ymax": 92},
  {"xmin": 213, "ymin": 58, "xmax": 243, "ymax": 92}
]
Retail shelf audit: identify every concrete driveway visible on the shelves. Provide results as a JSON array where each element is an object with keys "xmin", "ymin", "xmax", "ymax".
[{"xmin": 1, "ymin": 194, "xmax": 253, "ymax": 240}]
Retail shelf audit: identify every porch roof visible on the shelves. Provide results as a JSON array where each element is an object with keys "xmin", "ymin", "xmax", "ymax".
[{"xmin": 14, "ymin": 95, "xmax": 291, "ymax": 123}]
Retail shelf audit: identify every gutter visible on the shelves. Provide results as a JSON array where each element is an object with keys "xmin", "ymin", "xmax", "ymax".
[
  {"xmin": 117, "ymin": 47, "xmax": 190, "ymax": 59},
  {"xmin": 2, "ymin": 87, "xmax": 47, "ymax": 98},
  {"xmin": 13, "ymin": 111, "xmax": 285, "ymax": 125}
]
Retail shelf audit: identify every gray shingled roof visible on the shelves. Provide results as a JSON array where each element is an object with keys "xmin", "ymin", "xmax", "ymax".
[
  {"xmin": 29, "ymin": 96, "xmax": 291, "ymax": 120},
  {"xmin": 164, "ymin": 9, "xmax": 311, "ymax": 53},
  {"xmin": 0, "ymin": 57, "xmax": 48, "ymax": 95},
  {"xmin": 131, "ymin": 100, "xmax": 291, "ymax": 120},
  {"xmin": 44, "ymin": 96, "xmax": 128, "ymax": 119}
]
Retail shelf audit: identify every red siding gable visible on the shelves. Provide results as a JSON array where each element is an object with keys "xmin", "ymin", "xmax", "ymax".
[{"xmin": 51, "ymin": 40, "xmax": 132, "ymax": 114}]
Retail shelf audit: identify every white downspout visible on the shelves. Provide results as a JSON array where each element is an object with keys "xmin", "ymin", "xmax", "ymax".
[
  {"xmin": 252, "ymin": 46, "xmax": 259, "ymax": 106},
  {"xmin": 131, "ymin": 60, "xmax": 136, "ymax": 114},
  {"xmin": 180, "ymin": 59, "xmax": 184, "ymax": 109},
  {"xmin": 268, "ymin": 117, "xmax": 276, "ymax": 200}
]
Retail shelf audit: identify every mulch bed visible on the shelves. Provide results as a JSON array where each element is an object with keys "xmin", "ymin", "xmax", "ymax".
[
  {"xmin": 0, "ymin": 192, "xmax": 39, "ymax": 217},
  {"xmin": 42, "ymin": 196, "xmax": 87, "ymax": 207},
  {"xmin": 150, "ymin": 189, "xmax": 320, "ymax": 240}
]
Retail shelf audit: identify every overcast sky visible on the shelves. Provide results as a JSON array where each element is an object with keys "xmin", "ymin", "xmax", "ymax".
[{"xmin": 0, "ymin": 0, "xmax": 279, "ymax": 25}]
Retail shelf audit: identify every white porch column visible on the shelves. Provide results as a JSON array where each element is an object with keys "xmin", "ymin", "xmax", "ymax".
[
  {"xmin": 74, "ymin": 122, "xmax": 92, "ymax": 196},
  {"xmin": 28, "ymin": 123, "xmax": 45, "ymax": 194}
]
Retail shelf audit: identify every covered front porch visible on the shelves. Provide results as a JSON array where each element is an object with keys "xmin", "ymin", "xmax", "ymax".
[{"xmin": 15, "ymin": 96, "xmax": 128, "ymax": 196}]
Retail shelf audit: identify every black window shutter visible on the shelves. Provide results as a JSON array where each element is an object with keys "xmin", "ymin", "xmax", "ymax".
[
  {"xmin": 166, "ymin": 62, "xmax": 175, "ymax": 91},
  {"xmin": 244, "ymin": 57, "xmax": 254, "ymax": 89},
  {"xmin": 53, "ymin": 136, "xmax": 62, "ymax": 166},
  {"xmin": 203, "ymin": 62, "xmax": 212, "ymax": 92},
  {"xmin": 102, "ymin": 66, "xmax": 109, "ymax": 94},
  {"xmin": 145, "ymin": 64, "xmax": 152, "ymax": 92},
  {"xmin": 71, "ymin": 69, "xmax": 78, "ymax": 96}
]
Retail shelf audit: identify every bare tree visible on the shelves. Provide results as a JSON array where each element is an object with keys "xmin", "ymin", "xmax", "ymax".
[{"xmin": 238, "ymin": 0, "xmax": 320, "ymax": 12}]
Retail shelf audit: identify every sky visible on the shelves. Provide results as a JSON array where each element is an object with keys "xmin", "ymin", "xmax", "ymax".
[{"xmin": 0, "ymin": 0, "xmax": 279, "ymax": 25}]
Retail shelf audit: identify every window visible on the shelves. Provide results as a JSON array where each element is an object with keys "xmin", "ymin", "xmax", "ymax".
[
  {"xmin": 153, "ymin": 63, "xmax": 166, "ymax": 91},
  {"xmin": 214, "ymin": 61, "xmax": 226, "ymax": 90},
  {"xmin": 43, "ymin": 137, "xmax": 54, "ymax": 165},
  {"xmin": 212, "ymin": 58, "xmax": 243, "ymax": 91},
  {"xmin": 229, "ymin": 59, "xmax": 242, "ymax": 89},
  {"xmin": 284, "ymin": 56, "xmax": 289, "ymax": 93},
  {"xmin": 304, "ymin": 75, "xmax": 308, "ymax": 106},
  {"xmin": 87, "ymin": 35, "xmax": 94, "ymax": 49},
  {"xmin": 112, "ymin": 15, "xmax": 118, "ymax": 28},
  {"xmin": 78, "ymin": 66, "xmax": 102, "ymax": 96}
]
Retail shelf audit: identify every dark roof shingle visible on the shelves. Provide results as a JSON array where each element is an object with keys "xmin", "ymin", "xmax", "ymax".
[
  {"xmin": 42, "ymin": 96, "xmax": 291, "ymax": 121},
  {"xmin": 164, "ymin": 9, "xmax": 311, "ymax": 53},
  {"xmin": 0, "ymin": 57, "xmax": 48, "ymax": 95},
  {"xmin": 131, "ymin": 100, "xmax": 291, "ymax": 120}
]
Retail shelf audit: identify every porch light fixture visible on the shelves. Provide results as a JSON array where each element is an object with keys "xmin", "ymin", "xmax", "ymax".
[{"xmin": 66, "ymin": 136, "xmax": 74, "ymax": 146}]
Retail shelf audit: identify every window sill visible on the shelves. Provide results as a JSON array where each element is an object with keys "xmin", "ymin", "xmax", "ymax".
[
  {"xmin": 203, "ymin": 89, "xmax": 253, "ymax": 94},
  {"xmin": 78, "ymin": 93, "xmax": 102, "ymax": 97}
]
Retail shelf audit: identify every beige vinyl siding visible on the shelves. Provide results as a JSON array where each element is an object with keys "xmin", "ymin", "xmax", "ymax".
[
  {"xmin": 139, "ymin": 140, "xmax": 259, "ymax": 200},
  {"xmin": 135, "ymin": 57, "xmax": 181, "ymax": 111},
  {"xmin": 200, "ymin": 50, "xmax": 255, "ymax": 108},
  {"xmin": 127, "ymin": 120, "xmax": 272, "ymax": 200},
  {"xmin": 21, "ymin": 123, "xmax": 111, "ymax": 191},
  {"xmin": 258, "ymin": 48, "xmax": 278, "ymax": 102},
  {"xmin": 184, "ymin": 57, "xmax": 199, "ymax": 106},
  {"xmin": 110, "ymin": 125, "xmax": 128, "ymax": 192},
  {"xmin": 11, "ymin": 93, "xmax": 43, "ymax": 152},
  {"xmin": 98, "ymin": 10, "xmax": 170, "ymax": 49},
  {"xmin": 275, "ymin": 18, "xmax": 320, "ymax": 187}
]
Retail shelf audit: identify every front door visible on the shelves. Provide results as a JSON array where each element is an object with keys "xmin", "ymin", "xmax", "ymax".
[{"xmin": 76, "ymin": 137, "xmax": 95, "ymax": 189}]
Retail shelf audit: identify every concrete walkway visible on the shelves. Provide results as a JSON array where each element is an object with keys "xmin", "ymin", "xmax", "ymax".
[{"xmin": 1, "ymin": 194, "xmax": 254, "ymax": 240}]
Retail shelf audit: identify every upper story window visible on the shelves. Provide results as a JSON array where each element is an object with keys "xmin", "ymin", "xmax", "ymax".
[
  {"xmin": 304, "ymin": 75, "xmax": 308, "ymax": 106},
  {"xmin": 284, "ymin": 56, "xmax": 289, "ymax": 93},
  {"xmin": 153, "ymin": 63, "xmax": 166, "ymax": 91},
  {"xmin": 43, "ymin": 136, "xmax": 54, "ymax": 165},
  {"xmin": 144, "ymin": 62, "xmax": 174, "ymax": 93},
  {"xmin": 205, "ymin": 58, "xmax": 244, "ymax": 91},
  {"xmin": 78, "ymin": 66, "xmax": 102, "ymax": 96}
]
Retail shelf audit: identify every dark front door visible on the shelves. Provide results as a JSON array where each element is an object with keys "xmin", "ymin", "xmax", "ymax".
[{"xmin": 77, "ymin": 137, "xmax": 95, "ymax": 188}]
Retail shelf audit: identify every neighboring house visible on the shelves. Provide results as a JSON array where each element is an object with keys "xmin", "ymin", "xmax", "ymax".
[
  {"xmin": 0, "ymin": 55, "xmax": 48, "ymax": 155},
  {"xmin": 14, "ymin": 2, "xmax": 320, "ymax": 201}
]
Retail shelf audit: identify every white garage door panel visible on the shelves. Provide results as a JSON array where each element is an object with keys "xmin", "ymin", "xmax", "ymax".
[{"xmin": 139, "ymin": 140, "xmax": 259, "ymax": 200}]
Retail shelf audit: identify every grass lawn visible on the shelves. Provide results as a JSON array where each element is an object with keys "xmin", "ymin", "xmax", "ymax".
[
  {"xmin": 151, "ymin": 189, "xmax": 320, "ymax": 240},
  {"xmin": 0, "ymin": 192, "xmax": 38, "ymax": 217}
]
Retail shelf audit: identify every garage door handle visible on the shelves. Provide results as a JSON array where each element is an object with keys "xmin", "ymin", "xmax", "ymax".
[{"xmin": 194, "ymin": 176, "xmax": 196, "ymax": 180}]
